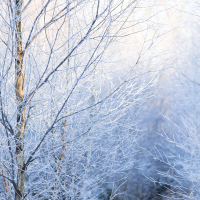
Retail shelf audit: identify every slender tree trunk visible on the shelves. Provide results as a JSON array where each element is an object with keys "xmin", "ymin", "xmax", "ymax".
[
  {"xmin": 57, "ymin": 10, "xmax": 70, "ymax": 172},
  {"xmin": 15, "ymin": 0, "xmax": 26, "ymax": 199},
  {"xmin": 59, "ymin": 119, "xmax": 66, "ymax": 162},
  {"xmin": 2, "ymin": 169, "xmax": 9, "ymax": 196}
]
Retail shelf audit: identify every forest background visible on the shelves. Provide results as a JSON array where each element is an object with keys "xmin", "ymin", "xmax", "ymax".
[{"xmin": 0, "ymin": 0, "xmax": 199, "ymax": 199}]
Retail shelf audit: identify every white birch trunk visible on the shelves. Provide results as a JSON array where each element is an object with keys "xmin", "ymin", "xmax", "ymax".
[{"xmin": 15, "ymin": 0, "xmax": 26, "ymax": 199}]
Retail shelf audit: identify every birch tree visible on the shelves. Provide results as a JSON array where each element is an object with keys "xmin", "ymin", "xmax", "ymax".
[{"xmin": 0, "ymin": 0, "xmax": 157, "ymax": 199}]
